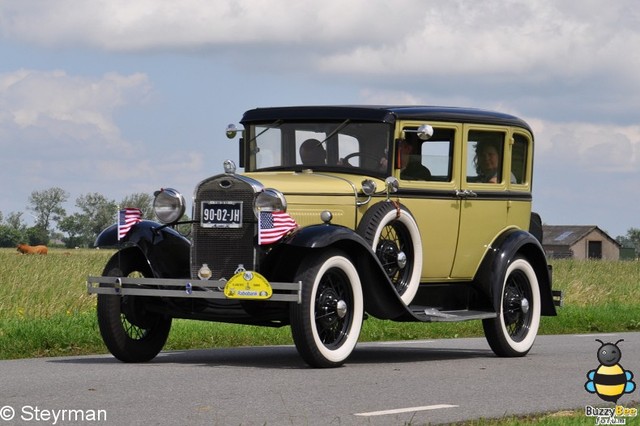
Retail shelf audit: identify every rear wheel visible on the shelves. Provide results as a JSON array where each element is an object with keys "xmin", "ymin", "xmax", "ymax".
[
  {"xmin": 97, "ymin": 252, "xmax": 172, "ymax": 362},
  {"xmin": 483, "ymin": 257, "xmax": 541, "ymax": 357},
  {"xmin": 290, "ymin": 249, "xmax": 363, "ymax": 368}
]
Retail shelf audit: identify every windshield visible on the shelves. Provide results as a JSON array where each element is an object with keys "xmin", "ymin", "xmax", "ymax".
[{"xmin": 245, "ymin": 121, "xmax": 392, "ymax": 176}]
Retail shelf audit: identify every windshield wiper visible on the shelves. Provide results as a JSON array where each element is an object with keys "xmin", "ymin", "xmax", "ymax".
[
  {"xmin": 249, "ymin": 119, "xmax": 283, "ymax": 144},
  {"xmin": 319, "ymin": 119, "xmax": 351, "ymax": 146}
]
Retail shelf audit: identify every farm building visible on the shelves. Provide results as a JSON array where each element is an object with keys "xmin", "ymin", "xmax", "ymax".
[{"xmin": 542, "ymin": 225, "xmax": 621, "ymax": 260}]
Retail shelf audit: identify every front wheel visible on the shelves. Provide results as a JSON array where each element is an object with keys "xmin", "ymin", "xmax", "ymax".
[
  {"xmin": 483, "ymin": 257, "xmax": 541, "ymax": 357},
  {"xmin": 97, "ymin": 252, "xmax": 172, "ymax": 362},
  {"xmin": 290, "ymin": 249, "xmax": 364, "ymax": 368}
]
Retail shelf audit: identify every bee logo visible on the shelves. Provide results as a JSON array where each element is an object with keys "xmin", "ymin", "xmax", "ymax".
[{"xmin": 585, "ymin": 339, "xmax": 636, "ymax": 403}]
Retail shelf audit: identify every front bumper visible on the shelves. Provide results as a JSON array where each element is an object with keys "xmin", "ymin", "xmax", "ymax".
[{"xmin": 87, "ymin": 276, "xmax": 301, "ymax": 303}]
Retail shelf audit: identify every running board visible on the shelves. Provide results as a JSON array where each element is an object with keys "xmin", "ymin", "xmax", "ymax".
[{"xmin": 409, "ymin": 306, "xmax": 497, "ymax": 322}]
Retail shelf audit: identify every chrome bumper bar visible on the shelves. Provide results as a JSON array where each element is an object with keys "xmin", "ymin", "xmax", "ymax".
[{"xmin": 87, "ymin": 276, "xmax": 301, "ymax": 303}]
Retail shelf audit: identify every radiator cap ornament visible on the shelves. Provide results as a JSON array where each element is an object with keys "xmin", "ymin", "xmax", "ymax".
[{"xmin": 223, "ymin": 159, "xmax": 236, "ymax": 174}]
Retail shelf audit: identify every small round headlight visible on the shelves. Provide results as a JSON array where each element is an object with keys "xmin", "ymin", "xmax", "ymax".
[
  {"xmin": 153, "ymin": 188, "xmax": 186, "ymax": 224},
  {"xmin": 254, "ymin": 188, "xmax": 287, "ymax": 215},
  {"xmin": 361, "ymin": 179, "xmax": 377, "ymax": 196}
]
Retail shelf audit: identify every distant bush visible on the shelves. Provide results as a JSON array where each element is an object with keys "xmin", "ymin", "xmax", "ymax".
[{"xmin": 0, "ymin": 225, "xmax": 24, "ymax": 247}]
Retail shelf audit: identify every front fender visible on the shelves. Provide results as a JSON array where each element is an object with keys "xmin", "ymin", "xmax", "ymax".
[
  {"xmin": 94, "ymin": 220, "xmax": 191, "ymax": 278},
  {"xmin": 284, "ymin": 223, "xmax": 370, "ymax": 249},
  {"xmin": 475, "ymin": 229, "xmax": 556, "ymax": 316}
]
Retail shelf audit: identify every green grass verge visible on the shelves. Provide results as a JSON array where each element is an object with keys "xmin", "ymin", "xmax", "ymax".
[{"xmin": 1, "ymin": 249, "xmax": 639, "ymax": 360}]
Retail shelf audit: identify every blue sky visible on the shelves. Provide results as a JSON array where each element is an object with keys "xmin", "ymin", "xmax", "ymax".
[{"xmin": 1, "ymin": 0, "xmax": 639, "ymax": 238}]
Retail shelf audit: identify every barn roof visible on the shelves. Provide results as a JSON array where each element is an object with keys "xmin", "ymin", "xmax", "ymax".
[{"xmin": 542, "ymin": 225, "xmax": 621, "ymax": 247}]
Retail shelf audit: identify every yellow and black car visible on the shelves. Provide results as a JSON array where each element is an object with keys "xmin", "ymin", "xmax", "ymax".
[{"xmin": 88, "ymin": 105, "xmax": 562, "ymax": 368}]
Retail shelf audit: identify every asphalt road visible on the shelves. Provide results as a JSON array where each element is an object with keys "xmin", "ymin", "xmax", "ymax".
[{"xmin": 2, "ymin": 332, "xmax": 639, "ymax": 425}]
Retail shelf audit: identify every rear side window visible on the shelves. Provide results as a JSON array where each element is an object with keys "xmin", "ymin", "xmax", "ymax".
[{"xmin": 511, "ymin": 133, "xmax": 529, "ymax": 185}]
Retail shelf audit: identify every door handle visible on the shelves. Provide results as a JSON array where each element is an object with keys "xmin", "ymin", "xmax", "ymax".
[{"xmin": 456, "ymin": 189, "xmax": 477, "ymax": 199}]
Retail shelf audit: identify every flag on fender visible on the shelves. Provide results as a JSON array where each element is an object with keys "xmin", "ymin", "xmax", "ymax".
[
  {"xmin": 118, "ymin": 208, "xmax": 143, "ymax": 240},
  {"xmin": 258, "ymin": 211, "xmax": 298, "ymax": 245}
]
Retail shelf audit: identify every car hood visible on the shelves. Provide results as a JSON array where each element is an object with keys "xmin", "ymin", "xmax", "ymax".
[
  {"xmin": 242, "ymin": 171, "xmax": 384, "ymax": 198},
  {"xmin": 241, "ymin": 171, "xmax": 386, "ymax": 227}
]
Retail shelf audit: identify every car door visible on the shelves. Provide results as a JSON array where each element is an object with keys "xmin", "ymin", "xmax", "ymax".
[
  {"xmin": 451, "ymin": 125, "xmax": 510, "ymax": 279},
  {"xmin": 395, "ymin": 123, "xmax": 461, "ymax": 280}
]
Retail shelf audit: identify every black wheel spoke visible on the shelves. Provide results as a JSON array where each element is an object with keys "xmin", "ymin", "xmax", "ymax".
[
  {"xmin": 503, "ymin": 271, "xmax": 532, "ymax": 341},
  {"xmin": 313, "ymin": 269, "xmax": 352, "ymax": 348}
]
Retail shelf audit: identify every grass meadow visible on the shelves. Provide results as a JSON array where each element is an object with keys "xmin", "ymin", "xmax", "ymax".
[{"xmin": 1, "ymin": 247, "xmax": 639, "ymax": 360}]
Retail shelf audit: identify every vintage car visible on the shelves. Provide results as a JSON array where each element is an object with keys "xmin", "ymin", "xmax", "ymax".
[{"xmin": 87, "ymin": 105, "xmax": 562, "ymax": 368}]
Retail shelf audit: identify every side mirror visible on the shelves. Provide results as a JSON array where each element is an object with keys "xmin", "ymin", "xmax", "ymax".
[
  {"xmin": 226, "ymin": 124, "xmax": 238, "ymax": 139},
  {"xmin": 402, "ymin": 124, "xmax": 434, "ymax": 141},
  {"xmin": 417, "ymin": 124, "xmax": 434, "ymax": 140}
]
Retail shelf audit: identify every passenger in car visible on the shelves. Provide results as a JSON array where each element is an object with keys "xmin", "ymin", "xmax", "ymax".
[
  {"xmin": 300, "ymin": 139, "xmax": 326, "ymax": 165},
  {"xmin": 474, "ymin": 141, "xmax": 517, "ymax": 183},
  {"xmin": 398, "ymin": 139, "xmax": 431, "ymax": 180}
]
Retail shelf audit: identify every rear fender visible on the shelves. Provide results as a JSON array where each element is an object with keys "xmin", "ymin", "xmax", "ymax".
[
  {"xmin": 94, "ymin": 220, "xmax": 191, "ymax": 278},
  {"xmin": 475, "ymin": 229, "xmax": 556, "ymax": 316}
]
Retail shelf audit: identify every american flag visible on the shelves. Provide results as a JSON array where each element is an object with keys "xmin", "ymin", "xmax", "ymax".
[
  {"xmin": 118, "ymin": 208, "xmax": 143, "ymax": 240},
  {"xmin": 258, "ymin": 211, "xmax": 298, "ymax": 245}
]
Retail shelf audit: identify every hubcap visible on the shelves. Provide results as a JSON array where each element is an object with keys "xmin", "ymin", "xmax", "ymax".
[
  {"xmin": 521, "ymin": 297, "xmax": 530, "ymax": 314},
  {"xmin": 336, "ymin": 300, "xmax": 348, "ymax": 318},
  {"xmin": 396, "ymin": 251, "xmax": 407, "ymax": 269}
]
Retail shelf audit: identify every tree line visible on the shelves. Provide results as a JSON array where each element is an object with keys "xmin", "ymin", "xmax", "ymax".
[
  {"xmin": 0, "ymin": 187, "xmax": 162, "ymax": 248},
  {"xmin": 1, "ymin": 186, "xmax": 640, "ymax": 255}
]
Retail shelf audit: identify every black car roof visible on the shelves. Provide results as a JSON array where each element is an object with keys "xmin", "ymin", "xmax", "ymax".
[{"xmin": 241, "ymin": 105, "xmax": 532, "ymax": 132}]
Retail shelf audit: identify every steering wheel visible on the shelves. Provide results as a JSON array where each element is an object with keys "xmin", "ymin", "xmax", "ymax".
[{"xmin": 341, "ymin": 152, "xmax": 381, "ymax": 167}]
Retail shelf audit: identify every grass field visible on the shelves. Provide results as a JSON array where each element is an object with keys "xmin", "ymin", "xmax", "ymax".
[
  {"xmin": 1, "ymin": 247, "xmax": 639, "ymax": 360},
  {"xmin": 1, "ymin": 248, "xmax": 638, "ymax": 424}
]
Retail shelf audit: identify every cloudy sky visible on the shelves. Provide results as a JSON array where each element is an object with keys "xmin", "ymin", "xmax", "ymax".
[{"xmin": 1, "ymin": 0, "xmax": 638, "ymax": 238}]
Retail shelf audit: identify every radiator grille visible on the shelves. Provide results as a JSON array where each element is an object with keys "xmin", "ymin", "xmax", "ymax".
[{"xmin": 191, "ymin": 176, "xmax": 258, "ymax": 280}]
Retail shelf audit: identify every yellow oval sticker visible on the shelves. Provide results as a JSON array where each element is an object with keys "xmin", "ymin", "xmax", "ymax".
[{"xmin": 224, "ymin": 270, "xmax": 273, "ymax": 300}]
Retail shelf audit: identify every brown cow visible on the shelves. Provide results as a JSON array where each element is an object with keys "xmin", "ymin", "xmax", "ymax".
[{"xmin": 16, "ymin": 244, "xmax": 48, "ymax": 255}]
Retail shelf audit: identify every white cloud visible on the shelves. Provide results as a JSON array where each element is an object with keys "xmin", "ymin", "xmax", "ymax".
[
  {"xmin": 1, "ymin": 0, "xmax": 638, "ymax": 235},
  {"xmin": 531, "ymin": 120, "xmax": 640, "ymax": 173},
  {"xmin": 3, "ymin": 0, "xmax": 638, "ymax": 81},
  {"xmin": 0, "ymin": 70, "xmax": 155, "ymax": 212},
  {"xmin": 0, "ymin": 0, "xmax": 414, "ymax": 50},
  {"xmin": 0, "ymin": 69, "xmax": 150, "ymax": 151}
]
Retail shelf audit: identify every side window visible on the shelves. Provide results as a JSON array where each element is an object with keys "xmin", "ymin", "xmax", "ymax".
[
  {"xmin": 421, "ymin": 128, "xmax": 454, "ymax": 182},
  {"xmin": 467, "ymin": 130, "xmax": 506, "ymax": 184},
  {"xmin": 398, "ymin": 127, "xmax": 454, "ymax": 181},
  {"xmin": 511, "ymin": 133, "xmax": 529, "ymax": 185}
]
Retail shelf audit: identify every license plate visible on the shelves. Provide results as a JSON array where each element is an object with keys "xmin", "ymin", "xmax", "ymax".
[{"xmin": 201, "ymin": 201, "xmax": 243, "ymax": 228}]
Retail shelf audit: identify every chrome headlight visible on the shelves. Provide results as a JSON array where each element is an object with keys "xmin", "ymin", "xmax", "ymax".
[
  {"xmin": 254, "ymin": 188, "xmax": 287, "ymax": 215},
  {"xmin": 153, "ymin": 188, "xmax": 186, "ymax": 224}
]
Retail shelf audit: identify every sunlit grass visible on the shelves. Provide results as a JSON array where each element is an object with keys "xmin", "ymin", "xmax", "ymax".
[
  {"xmin": 0, "ymin": 248, "xmax": 112, "ymax": 319},
  {"xmin": 1, "ymin": 248, "xmax": 639, "ymax": 360}
]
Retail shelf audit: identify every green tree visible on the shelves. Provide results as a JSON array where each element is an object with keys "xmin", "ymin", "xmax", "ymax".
[
  {"xmin": 75, "ymin": 193, "xmax": 118, "ymax": 246},
  {"xmin": 5, "ymin": 212, "xmax": 26, "ymax": 231},
  {"xmin": 120, "ymin": 193, "xmax": 154, "ymax": 219},
  {"xmin": 58, "ymin": 213, "xmax": 87, "ymax": 248},
  {"xmin": 26, "ymin": 226, "xmax": 49, "ymax": 245},
  {"xmin": 0, "ymin": 225, "xmax": 23, "ymax": 247},
  {"xmin": 625, "ymin": 228, "xmax": 640, "ymax": 255},
  {"xmin": 27, "ymin": 187, "xmax": 69, "ymax": 233}
]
